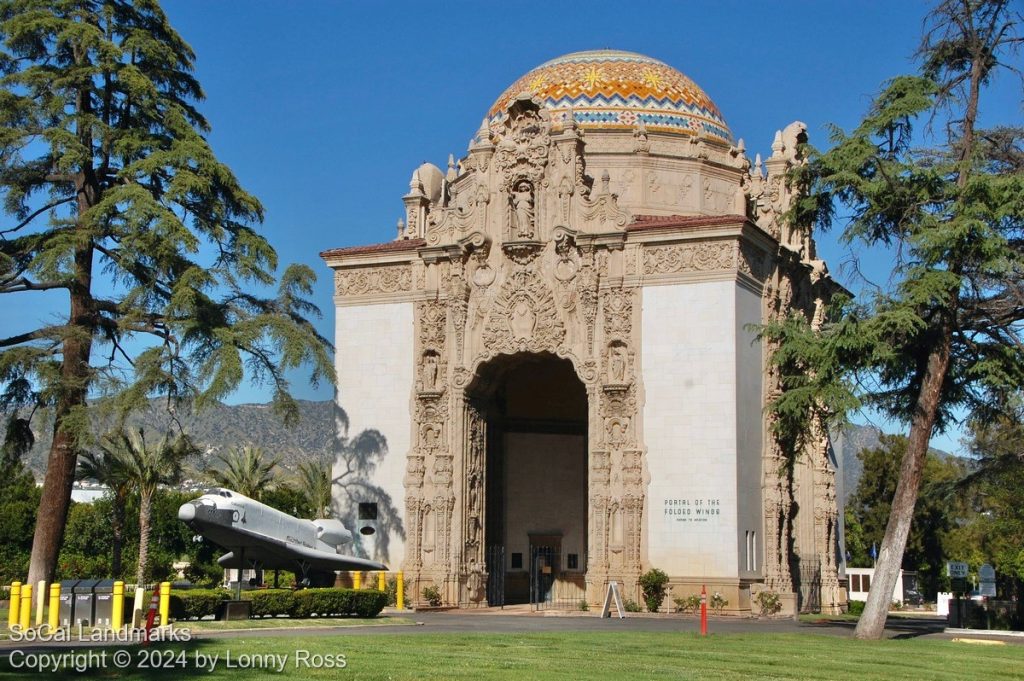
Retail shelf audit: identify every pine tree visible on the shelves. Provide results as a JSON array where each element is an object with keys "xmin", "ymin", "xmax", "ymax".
[
  {"xmin": 763, "ymin": 0, "xmax": 1023, "ymax": 639},
  {"xmin": 0, "ymin": 0, "xmax": 333, "ymax": 584}
]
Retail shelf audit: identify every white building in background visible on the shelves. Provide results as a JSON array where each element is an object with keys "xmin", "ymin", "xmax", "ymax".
[
  {"xmin": 321, "ymin": 50, "xmax": 845, "ymax": 614},
  {"xmin": 846, "ymin": 566, "xmax": 910, "ymax": 603}
]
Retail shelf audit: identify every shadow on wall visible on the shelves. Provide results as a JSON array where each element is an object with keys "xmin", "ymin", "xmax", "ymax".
[{"xmin": 329, "ymin": 402, "xmax": 405, "ymax": 564}]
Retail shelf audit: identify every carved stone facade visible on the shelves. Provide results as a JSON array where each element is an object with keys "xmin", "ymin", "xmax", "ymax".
[{"xmin": 322, "ymin": 50, "xmax": 844, "ymax": 614}]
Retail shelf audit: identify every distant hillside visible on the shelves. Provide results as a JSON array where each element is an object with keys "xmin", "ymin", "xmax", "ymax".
[
  {"xmin": 15, "ymin": 399, "xmax": 338, "ymax": 477},
  {"xmin": 14, "ymin": 401, "xmax": 945, "ymax": 502},
  {"xmin": 832, "ymin": 423, "xmax": 883, "ymax": 504}
]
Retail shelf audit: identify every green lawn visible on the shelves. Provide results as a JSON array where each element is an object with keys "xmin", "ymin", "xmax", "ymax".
[
  {"xmin": 184, "ymin": 615, "xmax": 416, "ymax": 631},
  {"xmin": 2, "ymin": 631, "xmax": 1021, "ymax": 680}
]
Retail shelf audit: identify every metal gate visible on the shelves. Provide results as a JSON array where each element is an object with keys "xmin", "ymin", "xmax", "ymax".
[
  {"xmin": 486, "ymin": 545, "xmax": 505, "ymax": 607},
  {"xmin": 529, "ymin": 545, "xmax": 559, "ymax": 610}
]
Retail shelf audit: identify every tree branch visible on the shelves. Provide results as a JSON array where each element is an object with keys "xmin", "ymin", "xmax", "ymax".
[{"xmin": 1, "ymin": 196, "xmax": 75, "ymax": 237}]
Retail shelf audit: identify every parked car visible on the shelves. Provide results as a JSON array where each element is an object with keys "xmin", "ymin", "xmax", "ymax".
[{"xmin": 903, "ymin": 589, "xmax": 924, "ymax": 606}]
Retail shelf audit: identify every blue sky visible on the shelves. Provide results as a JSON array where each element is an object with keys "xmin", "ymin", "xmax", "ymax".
[{"xmin": 4, "ymin": 1, "xmax": 1021, "ymax": 454}]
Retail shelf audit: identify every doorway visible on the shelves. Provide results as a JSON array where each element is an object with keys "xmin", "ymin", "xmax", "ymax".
[{"xmin": 468, "ymin": 353, "xmax": 588, "ymax": 606}]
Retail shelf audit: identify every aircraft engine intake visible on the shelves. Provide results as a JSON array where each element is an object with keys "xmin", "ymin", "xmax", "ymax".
[{"xmin": 312, "ymin": 519, "xmax": 352, "ymax": 547}]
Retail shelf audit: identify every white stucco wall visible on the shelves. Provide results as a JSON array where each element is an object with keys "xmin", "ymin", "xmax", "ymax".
[
  {"xmin": 333, "ymin": 302, "xmax": 414, "ymax": 568},
  {"xmin": 642, "ymin": 281, "xmax": 740, "ymax": 577}
]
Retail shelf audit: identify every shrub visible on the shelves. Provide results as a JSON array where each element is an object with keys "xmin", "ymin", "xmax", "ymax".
[
  {"xmin": 246, "ymin": 589, "xmax": 296, "ymax": 618},
  {"xmin": 351, "ymin": 590, "xmax": 387, "ymax": 617},
  {"xmin": 710, "ymin": 591, "xmax": 728, "ymax": 614},
  {"xmin": 623, "ymin": 599, "xmax": 643, "ymax": 613},
  {"xmin": 754, "ymin": 589, "xmax": 782, "ymax": 617},
  {"xmin": 674, "ymin": 593, "xmax": 702, "ymax": 614},
  {"xmin": 422, "ymin": 585, "xmax": 442, "ymax": 607},
  {"xmin": 639, "ymin": 569, "xmax": 670, "ymax": 613},
  {"xmin": 293, "ymin": 588, "xmax": 353, "ymax": 617},
  {"xmin": 578, "ymin": 599, "xmax": 590, "ymax": 612},
  {"xmin": 169, "ymin": 588, "xmax": 230, "ymax": 621},
  {"xmin": 289, "ymin": 588, "xmax": 387, "ymax": 618},
  {"xmin": 848, "ymin": 600, "xmax": 865, "ymax": 616},
  {"xmin": 385, "ymin": 576, "xmax": 402, "ymax": 607}
]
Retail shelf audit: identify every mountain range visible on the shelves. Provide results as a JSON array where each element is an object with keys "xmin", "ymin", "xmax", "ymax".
[{"xmin": 14, "ymin": 399, "xmax": 924, "ymax": 503}]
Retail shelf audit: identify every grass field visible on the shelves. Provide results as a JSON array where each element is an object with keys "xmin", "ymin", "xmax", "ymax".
[{"xmin": 2, "ymin": 631, "xmax": 1021, "ymax": 680}]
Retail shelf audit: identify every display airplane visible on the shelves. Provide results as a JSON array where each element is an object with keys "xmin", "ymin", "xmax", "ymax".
[{"xmin": 178, "ymin": 488, "xmax": 386, "ymax": 587}]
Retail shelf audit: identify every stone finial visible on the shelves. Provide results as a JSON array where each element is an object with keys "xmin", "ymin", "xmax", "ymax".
[
  {"xmin": 447, "ymin": 154, "xmax": 458, "ymax": 182},
  {"xmin": 409, "ymin": 168, "xmax": 424, "ymax": 195},
  {"xmin": 472, "ymin": 117, "xmax": 491, "ymax": 147},
  {"xmin": 754, "ymin": 153, "xmax": 764, "ymax": 177},
  {"xmin": 600, "ymin": 169, "xmax": 611, "ymax": 194},
  {"xmin": 736, "ymin": 138, "xmax": 745, "ymax": 154},
  {"xmin": 396, "ymin": 218, "xmax": 405, "ymax": 239},
  {"xmin": 771, "ymin": 130, "xmax": 784, "ymax": 158}
]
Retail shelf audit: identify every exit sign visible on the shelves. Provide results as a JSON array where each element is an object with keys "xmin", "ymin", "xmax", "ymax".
[{"xmin": 947, "ymin": 561, "xmax": 968, "ymax": 578}]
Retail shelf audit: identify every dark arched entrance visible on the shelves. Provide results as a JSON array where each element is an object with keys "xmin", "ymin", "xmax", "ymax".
[{"xmin": 467, "ymin": 353, "xmax": 588, "ymax": 605}]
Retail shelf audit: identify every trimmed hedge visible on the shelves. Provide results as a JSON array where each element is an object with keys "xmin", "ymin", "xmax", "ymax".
[
  {"xmin": 246, "ymin": 589, "xmax": 296, "ymax": 618},
  {"xmin": 292, "ymin": 588, "xmax": 386, "ymax": 618},
  {"xmin": 169, "ymin": 588, "xmax": 231, "ymax": 621}
]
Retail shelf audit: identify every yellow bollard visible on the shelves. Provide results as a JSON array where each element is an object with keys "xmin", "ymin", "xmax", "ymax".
[
  {"xmin": 35, "ymin": 580, "xmax": 46, "ymax": 626},
  {"xmin": 18, "ymin": 583, "xmax": 32, "ymax": 631},
  {"xmin": 8, "ymin": 582, "xmax": 21, "ymax": 628},
  {"xmin": 47, "ymin": 583, "xmax": 60, "ymax": 630},
  {"xmin": 352, "ymin": 571, "xmax": 361, "ymax": 590},
  {"xmin": 396, "ymin": 571, "xmax": 404, "ymax": 610},
  {"xmin": 377, "ymin": 571, "xmax": 385, "ymax": 592},
  {"xmin": 158, "ymin": 582, "xmax": 170, "ymax": 627},
  {"xmin": 112, "ymin": 581, "xmax": 124, "ymax": 630}
]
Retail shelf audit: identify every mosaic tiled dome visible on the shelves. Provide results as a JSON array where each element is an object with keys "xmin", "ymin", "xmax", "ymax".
[{"xmin": 487, "ymin": 50, "xmax": 731, "ymax": 143}]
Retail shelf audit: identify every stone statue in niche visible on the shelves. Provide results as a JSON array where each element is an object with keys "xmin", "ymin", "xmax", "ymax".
[
  {"xmin": 510, "ymin": 296, "xmax": 536, "ymax": 339},
  {"xmin": 511, "ymin": 180, "xmax": 535, "ymax": 238},
  {"xmin": 422, "ymin": 352, "xmax": 439, "ymax": 391},
  {"xmin": 466, "ymin": 559, "xmax": 485, "ymax": 603},
  {"xmin": 607, "ymin": 342, "xmax": 629, "ymax": 385},
  {"xmin": 422, "ymin": 423, "xmax": 441, "ymax": 449}
]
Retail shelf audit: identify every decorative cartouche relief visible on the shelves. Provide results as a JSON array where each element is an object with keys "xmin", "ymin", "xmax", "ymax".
[
  {"xmin": 481, "ymin": 267, "xmax": 566, "ymax": 355},
  {"xmin": 334, "ymin": 265, "xmax": 412, "ymax": 296},
  {"xmin": 642, "ymin": 241, "xmax": 735, "ymax": 276}
]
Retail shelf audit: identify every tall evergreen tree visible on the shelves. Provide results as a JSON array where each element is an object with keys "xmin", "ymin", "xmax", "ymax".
[
  {"xmin": 0, "ymin": 1, "xmax": 333, "ymax": 584},
  {"xmin": 763, "ymin": 0, "xmax": 1023, "ymax": 638}
]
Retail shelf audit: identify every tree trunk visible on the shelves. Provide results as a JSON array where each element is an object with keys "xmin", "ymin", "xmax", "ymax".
[
  {"xmin": 136, "ymin": 490, "xmax": 153, "ymax": 586},
  {"xmin": 26, "ymin": 57, "xmax": 99, "ymax": 586},
  {"xmin": 26, "ymin": 228, "xmax": 95, "ymax": 585},
  {"xmin": 854, "ymin": 325, "xmax": 953, "ymax": 639},
  {"xmin": 112, "ymin": 490, "xmax": 125, "ymax": 578}
]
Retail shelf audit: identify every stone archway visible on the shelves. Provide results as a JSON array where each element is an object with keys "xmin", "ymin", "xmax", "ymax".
[{"xmin": 465, "ymin": 353, "xmax": 588, "ymax": 605}]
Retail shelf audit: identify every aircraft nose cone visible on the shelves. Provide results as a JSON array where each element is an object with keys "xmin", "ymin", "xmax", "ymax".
[{"xmin": 178, "ymin": 503, "xmax": 196, "ymax": 522}]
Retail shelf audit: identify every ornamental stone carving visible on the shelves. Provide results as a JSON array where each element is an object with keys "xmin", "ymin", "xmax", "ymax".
[
  {"xmin": 481, "ymin": 268, "xmax": 566, "ymax": 355},
  {"xmin": 643, "ymin": 241, "xmax": 735, "ymax": 275},
  {"xmin": 334, "ymin": 265, "xmax": 412, "ymax": 296}
]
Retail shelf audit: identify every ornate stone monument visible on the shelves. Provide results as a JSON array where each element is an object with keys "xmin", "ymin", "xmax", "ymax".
[{"xmin": 322, "ymin": 50, "xmax": 844, "ymax": 614}]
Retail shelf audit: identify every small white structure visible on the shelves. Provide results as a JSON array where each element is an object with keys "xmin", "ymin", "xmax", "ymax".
[{"xmin": 846, "ymin": 567, "xmax": 906, "ymax": 603}]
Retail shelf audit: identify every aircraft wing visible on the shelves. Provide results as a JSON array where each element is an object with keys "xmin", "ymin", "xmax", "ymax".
[{"xmin": 210, "ymin": 522, "xmax": 388, "ymax": 572}]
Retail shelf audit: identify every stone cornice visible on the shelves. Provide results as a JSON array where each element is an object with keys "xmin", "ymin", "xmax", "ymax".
[{"xmin": 320, "ymin": 238, "xmax": 424, "ymax": 268}]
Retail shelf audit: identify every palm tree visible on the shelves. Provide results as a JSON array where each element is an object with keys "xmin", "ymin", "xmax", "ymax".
[
  {"xmin": 100, "ymin": 428, "xmax": 194, "ymax": 585},
  {"xmin": 295, "ymin": 458, "xmax": 332, "ymax": 519},
  {"xmin": 76, "ymin": 448, "xmax": 131, "ymax": 578},
  {"xmin": 208, "ymin": 445, "xmax": 279, "ymax": 500}
]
